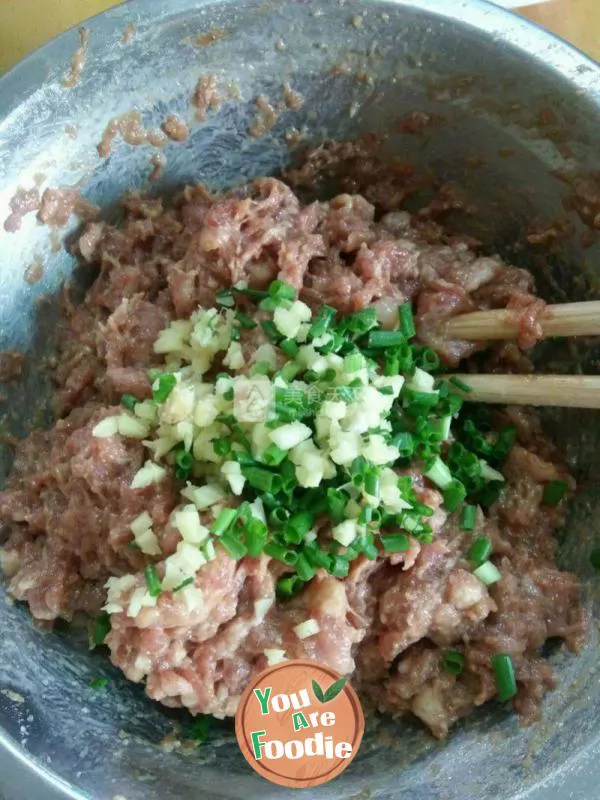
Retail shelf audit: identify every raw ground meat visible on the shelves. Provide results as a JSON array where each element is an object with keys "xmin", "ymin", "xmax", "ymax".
[{"xmin": 0, "ymin": 146, "xmax": 586, "ymax": 736}]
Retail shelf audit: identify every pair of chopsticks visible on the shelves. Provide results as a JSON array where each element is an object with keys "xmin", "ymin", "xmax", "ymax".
[{"xmin": 443, "ymin": 301, "xmax": 600, "ymax": 409}]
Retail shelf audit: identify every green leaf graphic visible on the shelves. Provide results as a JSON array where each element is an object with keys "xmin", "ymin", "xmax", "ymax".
[
  {"xmin": 312, "ymin": 679, "xmax": 325, "ymax": 703},
  {"xmin": 323, "ymin": 676, "xmax": 348, "ymax": 702},
  {"xmin": 312, "ymin": 676, "xmax": 349, "ymax": 704}
]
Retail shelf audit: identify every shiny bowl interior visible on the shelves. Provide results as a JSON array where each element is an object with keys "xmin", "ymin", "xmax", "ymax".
[{"xmin": 1, "ymin": 1, "xmax": 600, "ymax": 798}]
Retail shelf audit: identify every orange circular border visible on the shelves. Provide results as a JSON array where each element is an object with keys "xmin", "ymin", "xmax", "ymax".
[{"xmin": 235, "ymin": 659, "xmax": 364, "ymax": 788}]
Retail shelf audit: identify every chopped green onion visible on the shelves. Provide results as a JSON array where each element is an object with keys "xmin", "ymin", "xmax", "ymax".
[
  {"xmin": 298, "ymin": 489, "xmax": 325, "ymax": 513},
  {"xmin": 277, "ymin": 574, "xmax": 304, "ymax": 598},
  {"xmin": 296, "ymin": 553, "xmax": 317, "ymax": 581},
  {"xmin": 397, "ymin": 476, "xmax": 413, "ymax": 495},
  {"xmin": 480, "ymin": 461, "xmax": 505, "ymax": 483},
  {"xmin": 246, "ymin": 519, "xmax": 268, "ymax": 557},
  {"xmin": 449, "ymin": 376, "xmax": 472, "ymax": 394},
  {"xmin": 492, "ymin": 425, "xmax": 517, "ymax": 463},
  {"xmin": 442, "ymin": 650, "xmax": 465, "ymax": 676},
  {"xmin": 174, "ymin": 448, "xmax": 194, "ymax": 480},
  {"xmin": 280, "ymin": 338, "xmax": 299, "ymax": 357},
  {"xmin": 424, "ymin": 456, "xmax": 453, "ymax": 490},
  {"xmin": 231, "ymin": 286, "xmax": 269, "ymax": 300},
  {"xmin": 235, "ymin": 501, "xmax": 251, "ymax": 525},
  {"xmin": 358, "ymin": 506, "xmax": 373, "ymax": 525},
  {"xmin": 310, "ymin": 306, "xmax": 337, "ymax": 339},
  {"xmin": 303, "ymin": 369, "xmax": 320, "ymax": 384},
  {"xmin": 261, "ymin": 443, "xmax": 287, "ymax": 466},
  {"xmin": 398, "ymin": 303, "xmax": 416, "ymax": 338},
  {"xmin": 330, "ymin": 555, "xmax": 349, "ymax": 577},
  {"xmin": 343, "ymin": 352, "xmax": 364, "ymax": 373},
  {"xmin": 231, "ymin": 450, "xmax": 255, "ymax": 467},
  {"xmin": 250, "ymin": 360, "xmax": 272, "ymax": 376},
  {"xmin": 342, "ymin": 307, "xmax": 377, "ymax": 339},
  {"xmin": 287, "ymin": 511, "xmax": 315, "ymax": 536},
  {"xmin": 220, "ymin": 534, "xmax": 248, "ymax": 560},
  {"xmin": 366, "ymin": 330, "xmax": 406, "ymax": 349},
  {"xmin": 335, "ymin": 385, "xmax": 358, "ymax": 403},
  {"xmin": 404, "ymin": 389, "xmax": 440, "ymax": 413},
  {"xmin": 473, "ymin": 560, "xmax": 502, "ymax": 586},
  {"xmin": 217, "ymin": 290, "xmax": 237, "ymax": 309},
  {"xmin": 542, "ymin": 479, "xmax": 567, "ymax": 506},
  {"xmin": 261, "ymin": 320, "xmax": 281, "ymax": 342},
  {"xmin": 203, "ymin": 539, "xmax": 216, "ymax": 560},
  {"xmin": 213, "ymin": 437, "xmax": 232, "ymax": 457},
  {"xmin": 468, "ymin": 536, "xmax": 492, "ymax": 566},
  {"xmin": 259, "ymin": 296, "xmax": 284, "ymax": 312},
  {"xmin": 280, "ymin": 459, "xmax": 298, "ymax": 492},
  {"xmin": 216, "ymin": 289, "xmax": 235, "ymax": 307},
  {"xmin": 261, "ymin": 491, "xmax": 279, "ymax": 509},
  {"xmin": 350, "ymin": 456, "xmax": 368, "ymax": 480},
  {"xmin": 211, "ymin": 508, "xmax": 238, "ymax": 536},
  {"xmin": 320, "ymin": 331, "xmax": 345, "ymax": 354},
  {"xmin": 390, "ymin": 432, "xmax": 414, "ymax": 459},
  {"xmin": 491, "ymin": 653, "xmax": 517, "ymax": 702},
  {"xmin": 443, "ymin": 479, "xmax": 466, "ymax": 512},
  {"xmin": 411, "ymin": 502, "xmax": 433, "ymax": 517},
  {"xmin": 173, "ymin": 577, "xmax": 194, "ymax": 593},
  {"xmin": 460, "ymin": 504, "xmax": 477, "ymax": 531},
  {"xmin": 92, "ymin": 613, "xmax": 111, "ymax": 646},
  {"xmin": 121, "ymin": 394, "xmax": 137, "ymax": 411},
  {"xmin": 274, "ymin": 402, "xmax": 302, "ymax": 422},
  {"xmin": 416, "ymin": 347, "xmax": 440, "ymax": 373},
  {"xmin": 144, "ymin": 564, "xmax": 162, "ymax": 597},
  {"xmin": 364, "ymin": 470, "xmax": 380, "ymax": 499},
  {"xmin": 436, "ymin": 415, "xmax": 452, "ymax": 441},
  {"xmin": 242, "ymin": 466, "xmax": 282, "ymax": 494},
  {"xmin": 304, "ymin": 544, "xmax": 331, "ymax": 570},
  {"xmin": 280, "ymin": 362, "xmax": 302, "ymax": 381},
  {"xmin": 363, "ymin": 541, "xmax": 380, "ymax": 560},
  {"xmin": 235, "ymin": 311, "xmax": 257, "ymax": 329},
  {"xmin": 152, "ymin": 373, "xmax": 177, "ymax": 403},
  {"xmin": 383, "ymin": 354, "xmax": 400, "ymax": 376},
  {"xmin": 380, "ymin": 533, "xmax": 411, "ymax": 552},
  {"xmin": 440, "ymin": 393, "xmax": 464, "ymax": 417},
  {"xmin": 326, "ymin": 488, "xmax": 349, "ymax": 522},
  {"xmin": 264, "ymin": 543, "xmax": 298, "ymax": 565},
  {"xmin": 89, "ymin": 677, "xmax": 108, "ymax": 690},
  {"xmin": 283, "ymin": 525, "xmax": 304, "ymax": 544},
  {"xmin": 270, "ymin": 506, "xmax": 290, "ymax": 526},
  {"xmin": 268, "ymin": 279, "xmax": 296, "ymax": 301},
  {"xmin": 396, "ymin": 345, "xmax": 414, "ymax": 372}
]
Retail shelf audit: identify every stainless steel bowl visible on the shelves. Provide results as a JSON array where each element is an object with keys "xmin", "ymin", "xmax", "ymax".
[{"xmin": 1, "ymin": 1, "xmax": 600, "ymax": 798}]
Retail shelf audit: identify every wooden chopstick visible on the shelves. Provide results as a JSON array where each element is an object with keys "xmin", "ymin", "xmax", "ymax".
[
  {"xmin": 446, "ymin": 374, "xmax": 600, "ymax": 408},
  {"xmin": 444, "ymin": 301, "xmax": 600, "ymax": 341}
]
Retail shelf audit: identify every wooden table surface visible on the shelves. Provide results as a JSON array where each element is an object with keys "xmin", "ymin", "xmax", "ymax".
[
  {"xmin": 0, "ymin": 1, "xmax": 598, "ymax": 74},
  {"xmin": 521, "ymin": 0, "xmax": 600, "ymax": 61}
]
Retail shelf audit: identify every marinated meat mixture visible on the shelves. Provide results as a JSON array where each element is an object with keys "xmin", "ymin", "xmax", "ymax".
[{"xmin": 0, "ymin": 159, "xmax": 586, "ymax": 738}]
